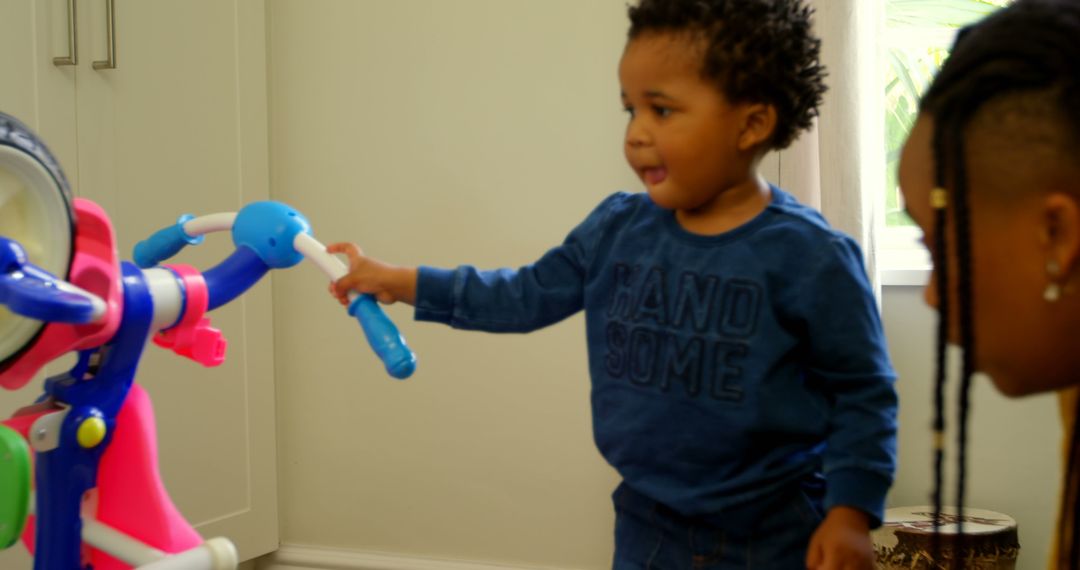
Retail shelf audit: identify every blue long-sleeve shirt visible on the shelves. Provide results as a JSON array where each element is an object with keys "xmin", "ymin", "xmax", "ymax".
[{"xmin": 415, "ymin": 189, "xmax": 897, "ymax": 526}]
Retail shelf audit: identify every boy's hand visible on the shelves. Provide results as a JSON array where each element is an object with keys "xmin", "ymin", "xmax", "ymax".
[
  {"xmin": 326, "ymin": 242, "xmax": 418, "ymax": 306},
  {"xmin": 805, "ymin": 506, "xmax": 874, "ymax": 570}
]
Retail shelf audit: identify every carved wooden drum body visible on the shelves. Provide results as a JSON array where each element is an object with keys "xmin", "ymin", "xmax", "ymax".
[{"xmin": 872, "ymin": 506, "xmax": 1019, "ymax": 570}]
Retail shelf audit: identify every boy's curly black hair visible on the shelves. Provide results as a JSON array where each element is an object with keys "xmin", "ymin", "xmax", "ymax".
[{"xmin": 627, "ymin": 0, "xmax": 827, "ymax": 149}]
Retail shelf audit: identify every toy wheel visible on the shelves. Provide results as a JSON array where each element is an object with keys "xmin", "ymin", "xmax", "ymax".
[{"xmin": 0, "ymin": 112, "xmax": 75, "ymax": 368}]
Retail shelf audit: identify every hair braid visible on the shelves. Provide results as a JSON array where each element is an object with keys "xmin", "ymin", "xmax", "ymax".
[
  {"xmin": 952, "ymin": 119, "xmax": 975, "ymax": 570},
  {"xmin": 930, "ymin": 120, "xmax": 951, "ymax": 566}
]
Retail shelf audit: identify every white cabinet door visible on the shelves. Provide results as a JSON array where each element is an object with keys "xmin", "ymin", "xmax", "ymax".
[
  {"xmin": 0, "ymin": 0, "xmax": 278, "ymax": 565},
  {"xmin": 0, "ymin": 0, "xmax": 78, "ymax": 188}
]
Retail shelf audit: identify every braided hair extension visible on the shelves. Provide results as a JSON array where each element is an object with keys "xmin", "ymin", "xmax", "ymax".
[
  {"xmin": 919, "ymin": 1, "xmax": 1080, "ymax": 566},
  {"xmin": 929, "ymin": 129, "xmax": 951, "ymax": 565}
]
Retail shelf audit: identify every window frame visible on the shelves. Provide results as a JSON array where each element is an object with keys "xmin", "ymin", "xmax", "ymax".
[{"xmin": 876, "ymin": 0, "xmax": 1011, "ymax": 286}]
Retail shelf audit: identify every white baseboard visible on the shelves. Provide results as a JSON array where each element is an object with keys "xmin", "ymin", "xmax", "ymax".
[{"xmin": 256, "ymin": 544, "xmax": 571, "ymax": 570}]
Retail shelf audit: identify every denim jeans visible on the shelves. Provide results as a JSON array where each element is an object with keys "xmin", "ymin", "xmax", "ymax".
[{"xmin": 611, "ymin": 479, "xmax": 825, "ymax": 569}]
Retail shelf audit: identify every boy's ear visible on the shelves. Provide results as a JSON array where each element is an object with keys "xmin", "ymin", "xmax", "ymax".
[
  {"xmin": 1040, "ymin": 193, "xmax": 1080, "ymax": 276},
  {"xmin": 737, "ymin": 103, "xmax": 778, "ymax": 151}
]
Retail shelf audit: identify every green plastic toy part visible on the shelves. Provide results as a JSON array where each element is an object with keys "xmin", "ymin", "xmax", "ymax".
[{"xmin": 0, "ymin": 423, "xmax": 30, "ymax": 549}]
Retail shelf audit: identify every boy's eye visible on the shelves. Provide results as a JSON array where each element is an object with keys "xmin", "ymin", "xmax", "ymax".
[
  {"xmin": 623, "ymin": 106, "xmax": 635, "ymax": 118},
  {"xmin": 653, "ymin": 105, "xmax": 671, "ymax": 118}
]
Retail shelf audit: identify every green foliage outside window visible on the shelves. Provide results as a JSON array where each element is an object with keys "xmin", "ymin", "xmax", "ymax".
[{"xmin": 884, "ymin": 0, "xmax": 1013, "ymax": 227}]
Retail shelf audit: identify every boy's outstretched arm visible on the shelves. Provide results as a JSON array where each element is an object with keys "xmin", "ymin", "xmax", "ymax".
[
  {"xmin": 326, "ymin": 242, "xmax": 418, "ymax": 306},
  {"xmin": 805, "ymin": 506, "xmax": 874, "ymax": 570}
]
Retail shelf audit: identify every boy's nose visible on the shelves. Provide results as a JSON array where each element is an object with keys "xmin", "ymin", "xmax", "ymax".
[{"xmin": 625, "ymin": 122, "xmax": 650, "ymax": 147}]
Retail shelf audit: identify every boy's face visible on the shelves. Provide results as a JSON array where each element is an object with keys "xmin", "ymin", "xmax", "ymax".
[{"xmin": 618, "ymin": 32, "xmax": 757, "ymax": 212}]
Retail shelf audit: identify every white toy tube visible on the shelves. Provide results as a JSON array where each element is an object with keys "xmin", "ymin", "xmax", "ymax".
[
  {"xmin": 142, "ymin": 267, "xmax": 186, "ymax": 332},
  {"xmin": 293, "ymin": 232, "xmax": 349, "ymax": 285},
  {"xmin": 82, "ymin": 519, "xmax": 167, "ymax": 566},
  {"xmin": 134, "ymin": 537, "xmax": 238, "ymax": 570},
  {"xmin": 180, "ymin": 213, "xmax": 236, "ymax": 238}
]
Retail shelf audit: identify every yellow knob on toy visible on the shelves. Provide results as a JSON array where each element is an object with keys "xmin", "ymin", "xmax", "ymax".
[{"xmin": 77, "ymin": 417, "xmax": 107, "ymax": 449}]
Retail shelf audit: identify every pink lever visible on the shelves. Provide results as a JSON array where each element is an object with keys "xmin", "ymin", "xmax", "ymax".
[{"xmin": 153, "ymin": 265, "xmax": 227, "ymax": 367}]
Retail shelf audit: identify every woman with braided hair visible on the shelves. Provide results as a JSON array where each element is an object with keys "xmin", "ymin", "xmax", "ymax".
[{"xmin": 898, "ymin": 0, "xmax": 1080, "ymax": 566}]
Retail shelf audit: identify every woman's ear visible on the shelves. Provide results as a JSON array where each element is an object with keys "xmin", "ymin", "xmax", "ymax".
[
  {"xmin": 1040, "ymin": 193, "xmax": 1080, "ymax": 275},
  {"xmin": 737, "ymin": 103, "xmax": 778, "ymax": 151}
]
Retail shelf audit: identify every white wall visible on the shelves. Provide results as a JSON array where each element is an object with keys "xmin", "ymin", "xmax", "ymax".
[
  {"xmin": 262, "ymin": 2, "xmax": 1062, "ymax": 569},
  {"xmin": 266, "ymin": 1, "xmax": 629, "ymax": 568}
]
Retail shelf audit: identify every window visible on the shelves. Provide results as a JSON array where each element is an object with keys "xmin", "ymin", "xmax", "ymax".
[{"xmin": 880, "ymin": 0, "xmax": 1012, "ymax": 285}]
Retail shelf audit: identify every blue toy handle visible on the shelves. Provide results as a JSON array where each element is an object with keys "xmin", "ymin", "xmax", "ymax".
[
  {"xmin": 132, "ymin": 214, "xmax": 203, "ymax": 268},
  {"xmin": 0, "ymin": 267, "xmax": 97, "ymax": 323},
  {"xmin": 134, "ymin": 203, "xmax": 418, "ymax": 379},
  {"xmin": 0, "ymin": 237, "xmax": 98, "ymax": 323},
  {"xmin": 348, "ymin": 294, "xmax": 416, "ymax": 379}
]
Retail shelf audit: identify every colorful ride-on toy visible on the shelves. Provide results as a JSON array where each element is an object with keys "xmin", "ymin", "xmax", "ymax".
[{"xmin": 0, "ymin": 111, "xmax": 415, "ymax": 570}]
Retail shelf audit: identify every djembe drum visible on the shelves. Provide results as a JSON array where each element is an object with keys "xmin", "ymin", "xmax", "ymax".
[{"xmin": 872, "ymin": 506, "xmax": 1020, "ymax": 569}]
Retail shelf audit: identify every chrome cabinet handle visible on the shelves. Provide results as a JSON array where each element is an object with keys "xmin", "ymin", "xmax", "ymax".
[
  {"xmin": 92, "ymin": 0, "xmax": 116, "ymax": 70},
  {"xmin": 53, "ymin": 0, "xmax": 78, "ymax": 66}
]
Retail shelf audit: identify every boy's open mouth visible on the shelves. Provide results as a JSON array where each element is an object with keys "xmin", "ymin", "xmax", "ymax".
[{"xmin": 643, "ymin": 167, "xmax": 667, "ymax": 184}]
